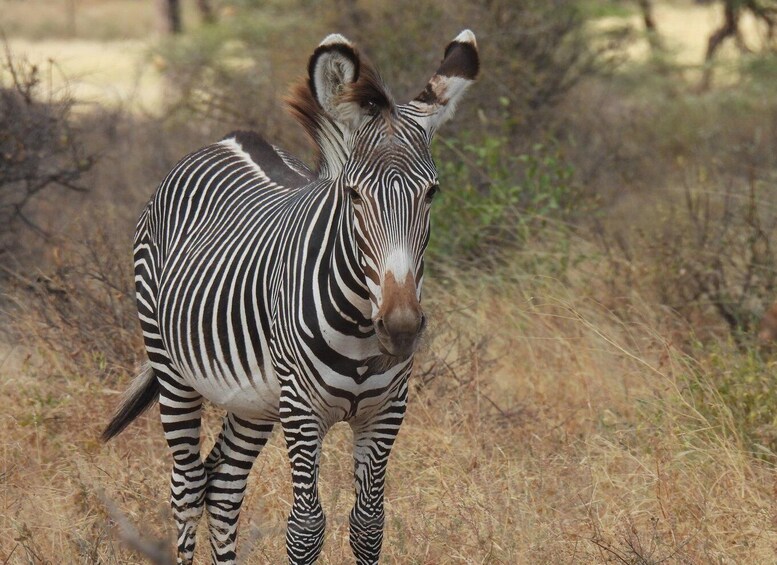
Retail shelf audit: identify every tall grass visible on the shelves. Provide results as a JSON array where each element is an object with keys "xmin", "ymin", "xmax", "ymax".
[{"xmin": 3, "ymin": 246, "xmax": 777, "ymax": 563}]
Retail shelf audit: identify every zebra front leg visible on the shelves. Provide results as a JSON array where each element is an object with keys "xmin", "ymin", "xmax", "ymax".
[
  {"xmin": 281, "ymin": 401, "xmax": 327, "ymax": 564},
  {"xmin": 159, "ymin": 378, "xmax": 206, "ymax": 565},
  {"xmin": 204, "ymin": 413, "xmax": 274, "ymax": 564},
  {"xmin": 349, "ymin": 382, "xmax": 408, "ymax": 564}
]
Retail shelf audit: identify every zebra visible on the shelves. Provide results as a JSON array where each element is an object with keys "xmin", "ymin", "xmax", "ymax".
[{"xmin": 103, "ymin": 30, "xmax": 479, "ymax": 564}]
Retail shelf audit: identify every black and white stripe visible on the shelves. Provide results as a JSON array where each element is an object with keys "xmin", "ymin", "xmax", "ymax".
[{"xmin": 104, "ymin": 30, "xmax": 478, "ymax": 565}]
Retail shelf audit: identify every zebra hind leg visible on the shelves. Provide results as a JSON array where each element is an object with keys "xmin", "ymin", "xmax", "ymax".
[
  {"xmin": 204, "ymin": 412, "xmax": 274, "ymax": 563},
  {"xmin": 159, "ymin": 378, "xmax": 206, "ymax": 565}
]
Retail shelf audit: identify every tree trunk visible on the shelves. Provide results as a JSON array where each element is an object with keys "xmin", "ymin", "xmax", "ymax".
[
  {"xmin": 700, "ymin": 0, "xmax": 740, "ymax": 90},
  {"xmin": 157, "ymin": 0, "xmax": 182, "ymax": 35},
  {"xmin": 637, "ymin": 0, "xmax": 662, "ymax": 51}
]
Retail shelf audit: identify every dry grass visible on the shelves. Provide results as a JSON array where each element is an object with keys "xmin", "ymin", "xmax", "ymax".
[
  {"xmin": 1, "ymin": 258, "xmax": 776, "ymax": 564},
  {"xmin": 2, "ymin": 2, "xmax": 777, "ymax": 563}
]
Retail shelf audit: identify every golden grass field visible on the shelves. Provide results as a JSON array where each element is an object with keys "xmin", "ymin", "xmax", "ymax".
[
  {"xmin": 3, "ymin": 262, "xmax": 776, "ymax": 563},
  {"xmin": 2, "ymin": 1, "xmax": 777, "ymax": 563}
]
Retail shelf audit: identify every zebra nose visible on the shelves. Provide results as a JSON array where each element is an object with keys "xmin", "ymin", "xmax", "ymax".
[
  {"xmin": 374, "ymin": 309, "xmax": 425, "ymax": 357},
  {"xmin": 384, "ymin": 308, "xmax": 424, "ymax": 337}
]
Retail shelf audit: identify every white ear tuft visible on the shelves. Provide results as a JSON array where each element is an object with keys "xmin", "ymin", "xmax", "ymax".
[
  {"xmin": 453, "ymin": 29, "xmax": 477, "ymax": 47},
  {"xmin": 320, "ymin": 33, "xmax": 353, "ymax": 48}
]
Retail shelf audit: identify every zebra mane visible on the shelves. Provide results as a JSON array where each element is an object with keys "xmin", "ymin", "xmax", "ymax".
[{"xmin": 285, "ymin": 54, "xmax": 394, "ymax": 177}]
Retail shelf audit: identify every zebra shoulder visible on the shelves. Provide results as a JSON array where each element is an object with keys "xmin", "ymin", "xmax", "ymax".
[{"xmin": 221, "ymin": 130, "xmax": 314, "ymax": 189}]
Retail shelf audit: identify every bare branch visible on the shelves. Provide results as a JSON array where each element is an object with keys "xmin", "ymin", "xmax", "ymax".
[{"xmin": 99, "ymin": 494, "xmax": 174, "ymax": 565}]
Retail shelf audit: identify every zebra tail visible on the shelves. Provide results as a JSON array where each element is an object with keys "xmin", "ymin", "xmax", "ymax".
[{"xmin": 102, "ymin": 364, "xmax": 159, "ymax": 441}]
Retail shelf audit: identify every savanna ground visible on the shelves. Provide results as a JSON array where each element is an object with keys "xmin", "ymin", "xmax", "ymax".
[{"xmin": 2, "ymin": 0, "xmax": 777, "ymax": 563}]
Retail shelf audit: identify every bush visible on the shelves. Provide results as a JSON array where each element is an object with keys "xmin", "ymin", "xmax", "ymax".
[
  {"xmin": 154, "ymin": 0, "xmax": 629, "ymax": 162},
  {"xmin": 7, "ymin": 224, "xmax": 141, "ymax": 380},
  {"xmin": 325, "ymin": 0, "xmax": 628, "ymax": 137},
  {"xmin": 597, "ymin": 175, "xmax": 777, "ymax": 342},
  {"xmin": 0, "ymin": 48, "xmax": 94, "ymax": 256},
  {"xmin": 431, "ymin": 128, "xmax": 579, "ymax": 271},
  {"xmin": 152, "ymin": 6, "xmax": 320, "ymax": 152},
  {"xmin": 683, "ymin": 342, "xmax": 777, "ymax": 459},
  {"xmin": 149, "ymin": 1, "xmax": 610, "ymax": 275}
]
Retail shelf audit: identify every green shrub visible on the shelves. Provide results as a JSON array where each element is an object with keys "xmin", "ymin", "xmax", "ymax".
[
  {"xmin": 430, "ymin": 128, "xmax": 578, "ymax": 268},
  {"xmin": 153, "ymin": 7, "xmax": 319, "ymax": 150},
  {"xmin": 155, "ymin": 0, "xmax": 626, "ymax": 149},
  {"xmin": 151, "ymin": 1, "xmax": 603, "ymax": 276},
  {"xmin": 682, "ymin": 343, "xmax": 777, "ymax": 459}
]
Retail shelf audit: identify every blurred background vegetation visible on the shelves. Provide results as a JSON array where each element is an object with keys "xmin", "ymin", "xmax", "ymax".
[{"xmin": 2, "ymin": 1, "xmax": 777, "ymax": 563}]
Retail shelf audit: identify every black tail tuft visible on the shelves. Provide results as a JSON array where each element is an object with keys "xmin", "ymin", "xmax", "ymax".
[{"xmin": 102, "ymin": 365, "xmax": 160, "ymax": 441}]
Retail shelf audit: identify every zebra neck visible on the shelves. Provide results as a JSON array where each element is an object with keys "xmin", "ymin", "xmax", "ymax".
[
  {"xmin": 324, "ymin": 188, "xmax": 372, "ymax": 327},
  {"xmin": 315, "ymin": 119, "xmax": 350, "ymax": 179}
]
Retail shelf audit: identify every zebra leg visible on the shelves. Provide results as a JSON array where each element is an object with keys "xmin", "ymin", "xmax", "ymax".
[
  {"xmin": 281, "ymin": 401, "xmax": 327, "ymax": 564},
  {"xmin": 159, "ymin": 378, "xmax": 206, "ymax": 565},
  {"xmin": 348, "ymin": 382, "xmax": 408, "ymax": 565},
  {"xmin": 203, "ymin": 413, "xmax": 274, "ymax": 564}
]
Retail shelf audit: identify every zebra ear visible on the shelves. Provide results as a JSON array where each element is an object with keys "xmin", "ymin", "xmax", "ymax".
[
  {"xmin": 410, "ymin": 29, "xmax": 479, "ymax": 135},
  {"xmin": 308, "ymin": 34, "xmax": 366, "ymax": 131}
]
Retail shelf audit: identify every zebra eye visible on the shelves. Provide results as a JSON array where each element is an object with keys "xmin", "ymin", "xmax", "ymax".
[
  {"xmin": 425, "ymin": 184, "xmax": 440, "ymax": 203},
  {"xmin": 348, "ymin": 186, "xmax": 362, "ymax": 203}
]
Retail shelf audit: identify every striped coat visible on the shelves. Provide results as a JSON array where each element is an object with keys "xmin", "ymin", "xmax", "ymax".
[{"xmin": 104, "ymin": 30, "xmax": 479, "ymax": 565}]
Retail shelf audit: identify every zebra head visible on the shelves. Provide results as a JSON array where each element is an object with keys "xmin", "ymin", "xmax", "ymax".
[{"xmin": 290, "ymin": 31, "xmax": 479, "ymax": 358}]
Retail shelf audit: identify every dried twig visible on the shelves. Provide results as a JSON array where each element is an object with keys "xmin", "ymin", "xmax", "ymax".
[{"xmin": 99, "ymin": 493, "xmax": 174, "ymax": 565}]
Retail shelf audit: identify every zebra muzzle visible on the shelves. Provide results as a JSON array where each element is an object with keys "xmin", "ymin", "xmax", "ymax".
[
  {"xmin": 374, "ymin": 270, "xmax": 426, "ymax": 358},
  {"xmin": 374, "ymin": 309, "xmax": 426, "ymax": 358}
]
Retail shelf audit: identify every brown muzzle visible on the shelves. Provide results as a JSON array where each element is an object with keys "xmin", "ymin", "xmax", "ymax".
[{"xmin": 374, "ymin": 272, "xmax": 426, "ymax": 358}]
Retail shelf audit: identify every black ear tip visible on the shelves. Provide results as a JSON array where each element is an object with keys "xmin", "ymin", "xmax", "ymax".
[
  {"xmin": 439, "ymin": 32, "xmax": 480, "ymax": 80},
  {"xmin": 310, "ymin": 34, "xmax": 359, "ymax": 69},
  {"xmin": 307, "ymin": 34, "xmax": 361, "ymax": 101},
  {"xmin": 308, "ymin": 33, "xmax": 360, "ymax": 100}
]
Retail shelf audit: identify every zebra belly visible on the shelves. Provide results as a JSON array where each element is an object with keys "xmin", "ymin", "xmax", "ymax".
[
  {"xmin": 171, "ymin": 351, "xmax": 405, "ymax": 422},
  {"xmin": 178, "ymin": 359, "xmax": 282, "ymax": 420}
]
